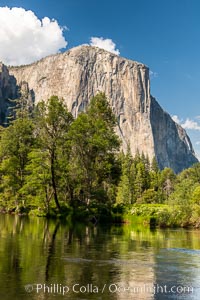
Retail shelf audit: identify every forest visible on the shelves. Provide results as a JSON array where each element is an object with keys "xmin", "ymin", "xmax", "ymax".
[{"xmin": 0, "ymin": 93, "xmax": 200, "ymax": 227}]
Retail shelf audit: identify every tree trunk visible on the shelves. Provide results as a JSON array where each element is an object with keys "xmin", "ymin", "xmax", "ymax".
[{"xmin": 51, "ymin": 151, "xmax": 60, "ymax": 211}]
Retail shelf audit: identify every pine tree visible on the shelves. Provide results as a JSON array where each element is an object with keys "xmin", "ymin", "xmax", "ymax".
[
  {"xmin": 25, "ymin": 96, "xmax": 73, "ymax": 211},
  {"xmin": 0, "ymin": 117, "xmax": 35, "ymax": 208},
  {"xmin": 69, "ymin": 93, "xmax": 120, "ymax": 205},
  {"xmin": 116, "ymin": 147, "xmax": 136, "ymax": 204}
]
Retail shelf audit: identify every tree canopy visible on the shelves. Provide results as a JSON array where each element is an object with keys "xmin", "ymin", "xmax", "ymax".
[{"xmin": 0, "ymin": 93, "xmax": 199, "ymax": 221}]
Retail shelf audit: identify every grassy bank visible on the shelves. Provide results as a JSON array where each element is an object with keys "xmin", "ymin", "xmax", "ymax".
[
  {"xmin": 1, "ymin": 202, "xmax": 200, "ymax": 228},
  {"xmin": 118, "ymin": 204, "xmax": 200, "ymax": 228}
]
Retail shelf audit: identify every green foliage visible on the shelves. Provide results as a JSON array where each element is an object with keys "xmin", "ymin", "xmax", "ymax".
[
  {"xmin": 127, "ymin": 203, "xmax": 200, "ymax": 227},
  {"xmin": 25, "ymin": 96, "xmax": 73, "ymax": 211},
  {"xmin": 191, "ymin": 186, "xmax": 200, "ymax": 205},
  {"xmin": 0, "ymin": 117, "xmax": 35, "ymax": 206},
  {"xmin": 137, "ymin": 189, "xmax": 159, "ymax": 204},
  {"xmin": 168, "ymin": 164, "xmax": 200, "ymax": 206},
  {"xmin": 116, "ymin": 148, "xmax": 135, "ymax": 204},
  {"xmin": 117, "ymin": 152, "xmax": 161, "ymax": 204},
  {"xmin": 0, "ymin": 92, "xmax": 200, "ymax": 227},
  {"xmin": 68, "ymin": 92, "xmax": 120, "ymax": 206},
  {"xmin": 0, "ymin": 93, "xmax": 122, "ymax": 215}
]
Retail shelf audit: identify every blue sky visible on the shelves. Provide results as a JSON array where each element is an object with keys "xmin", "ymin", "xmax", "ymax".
[{"xmin": 0, "ymin": 0, "xmax": 200, "ymax": 157}]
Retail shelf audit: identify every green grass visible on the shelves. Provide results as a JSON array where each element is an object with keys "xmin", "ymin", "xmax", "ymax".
[{"xmin": 120, "ymin": 203, "xmax": 200, "ymax": 228}]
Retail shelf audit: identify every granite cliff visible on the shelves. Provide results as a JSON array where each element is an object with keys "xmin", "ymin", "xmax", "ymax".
[{"xmin": 0, "ymin": 45, "xmax": 198, "ymax": 172}]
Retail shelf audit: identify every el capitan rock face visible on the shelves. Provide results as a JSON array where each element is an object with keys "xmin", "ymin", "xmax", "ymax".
[
  {"xmin": 0, "ymin": 45, "xmax": 198, "ymax": 172},
  {"xmin": 0, "ymin": 62, "xmax": 18, "ymax": 124},
  {"xmin": 150, "ymin": 96, "xmax": 197, "ymax": 171}
]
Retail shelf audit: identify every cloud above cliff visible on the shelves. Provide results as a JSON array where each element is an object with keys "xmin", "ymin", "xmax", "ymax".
[
  {"xmin": 149, "ymin": 70, "xmax": 158, "ymax": 79},
  {"xmin": 172, "ymin": 115, "xmax": 200, "ymax": 131},
  {"xmin": 172, "ymin": 115, "xmax": 182, "ymax": 124},
  {"xmin": 0, "ymin": 7, "xmax": 67, "ymax": 66},
  {"xmin": 90, "ymin": 37, "xmax": 120, "ymax": 55},
  {"xmin": 182, "ymin": 119, "xmax": 200, "ymax": 131}
]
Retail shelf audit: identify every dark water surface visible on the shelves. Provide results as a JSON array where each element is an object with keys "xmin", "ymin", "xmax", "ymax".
[{"xmin": 0, "ymin": 215, "xmax": 200, "ymax": 300}]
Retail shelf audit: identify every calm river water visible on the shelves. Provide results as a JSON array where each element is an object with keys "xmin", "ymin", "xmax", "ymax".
[{"xmin": 0, "ymin": 214, "xmax": 200, "ymax": 300}]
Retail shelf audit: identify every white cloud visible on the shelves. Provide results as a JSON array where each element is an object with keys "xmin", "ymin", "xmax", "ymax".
[
  {"xmin": 172, "ymin": 115, "xmax": 182, "ymax": 124},
  {"xmin": 172, "ymin": 115, "xmax": 200, "ymax": 131},
  {"xmin": 182, "ymin": 119, "xmax": 200, "ymax": 131},
  {"xmin": 149, "ymin": 70, "xmax": 158, "ymax": 78},
  {"xmin": 0, "ymin": 7, "xmax": 67, "ymax": 66},
  {"xmin": 90, "ymin": 37, "xmax": 120, "ymax": 55}
]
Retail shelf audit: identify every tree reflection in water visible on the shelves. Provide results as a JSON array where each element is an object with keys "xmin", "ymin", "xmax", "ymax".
[{"xmin": 0, "ymin": 215, "xmax": 200, "ymax": 299}]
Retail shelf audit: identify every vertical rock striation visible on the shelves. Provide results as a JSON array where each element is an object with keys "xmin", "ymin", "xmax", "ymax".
[
  {"xmin": 0, "ymin": 45, "xmax": 198, "ymax": 172},
  {"xmin": 0, "ymin": 62, "xmax": 18, "ymax": 124},
  {"xmin": 150, "ymin": 97, "xmax": 197, "ymax": 172}
]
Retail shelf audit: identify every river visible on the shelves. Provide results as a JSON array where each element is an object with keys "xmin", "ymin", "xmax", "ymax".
[{"xmin": 0, "ymin": 214, "xmax": 200, "ymax": 299}]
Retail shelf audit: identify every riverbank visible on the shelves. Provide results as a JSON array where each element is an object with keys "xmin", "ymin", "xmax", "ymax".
[
  {"xmin": 1, "ymin": 203, "xmax": 200, "ymax": 228},
  {"xmin": 119, "ymin": 204, "xmax": 200, "ymax": 228}
]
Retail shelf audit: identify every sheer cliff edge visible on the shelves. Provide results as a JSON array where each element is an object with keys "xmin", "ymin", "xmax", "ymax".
[{"xmin": 0, "ymin": 45, "xmax": 198, "ymax": 172}]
